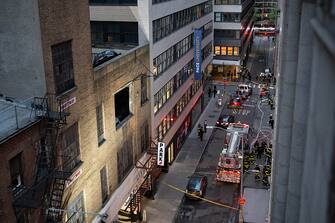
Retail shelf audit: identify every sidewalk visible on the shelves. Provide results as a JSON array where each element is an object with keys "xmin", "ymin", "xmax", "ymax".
[{"xmin": 142, "ymin": 85, "xmax": 228, "ymax": 223}]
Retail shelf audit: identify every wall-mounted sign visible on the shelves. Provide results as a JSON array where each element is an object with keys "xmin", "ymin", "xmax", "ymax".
[
  {"xmin": 157, "ymin": 142, "xmax": 166, "ymax": 166},
  {"xmin": 61, "ymin": 97, "xmax": 76, "ymax": 111},
  {"xmin": 193, "ymin": 29, "xmax": 202, "ymax": 80},
  {"xmin": 65, "ymin": 168, "xmax": 82, "ymax": 188}
]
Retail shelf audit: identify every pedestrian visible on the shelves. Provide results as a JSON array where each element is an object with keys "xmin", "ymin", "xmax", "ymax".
[
  {"xmin": 269, "ymin": 119, "xmax": 274, "ymax": 129},
  {"xmin": 213, "ymin": 85, "xmax": 217, "ymax": 98},
  {"xmin": 197, "ymin": 124, "xmax": 204, "ymax": 141},
  {"xmin": 203, "ymin": 120, "xmax": 208, "ymax": 133},
  {"xmin": 208, "ymin": 87, "xmax": 212, "ymax": 98}
]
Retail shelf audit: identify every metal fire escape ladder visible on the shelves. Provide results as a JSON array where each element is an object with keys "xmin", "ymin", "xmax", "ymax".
[{"xmin": 11, "ymin": 96, "xmax": 70, "ymax": 223}]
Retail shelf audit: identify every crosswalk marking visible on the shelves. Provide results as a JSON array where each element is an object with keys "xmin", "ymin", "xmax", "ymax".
[{"xmin": 232, "ymin": 109, "xmax": 251, "ymax": 116}]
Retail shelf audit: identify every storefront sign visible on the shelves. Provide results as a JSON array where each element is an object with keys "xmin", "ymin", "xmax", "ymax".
[
  {"xmin": 157, "ymin": 142, "xmax": 165, "ymax": 166},
  {"xmin": 61, "ymin": 97, "xmax": 76, "ymax": 111},
  {"xmin": 65, "ymin": 168, "xmax": 82, "ymax": 188},
  {"xmin": 193, "ymin": 29, "xmax": 202, "ymax": 80}
]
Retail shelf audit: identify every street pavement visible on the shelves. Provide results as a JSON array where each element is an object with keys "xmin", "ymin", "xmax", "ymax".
[
  {"xmin": 142, "ymin": 85, "xmax": 228, "ymax": 223},
  {"xmin": 142, "ymin": 36, "xmax": 275, "ymax": 223}
]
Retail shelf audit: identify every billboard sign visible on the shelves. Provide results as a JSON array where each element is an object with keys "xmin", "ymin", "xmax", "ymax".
[
  {"xmin": 157, "ymin": 142, "xmax": 165, "ymax": 166},
  {"xmin": 193, "ymin": 29, "xmax": 202, "ymax": 80}
]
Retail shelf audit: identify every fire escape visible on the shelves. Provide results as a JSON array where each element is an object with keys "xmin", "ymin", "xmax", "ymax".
[
  {"xmin": 120, "ymin": 141, "xmax": 161, "ymax": 221},
  {"xmin": 11, "ymin": 95, "xmax": 72, "ymax": 223}
]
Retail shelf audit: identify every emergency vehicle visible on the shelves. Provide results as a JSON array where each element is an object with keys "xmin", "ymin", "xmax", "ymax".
[{"xmin": 216, "ymin": 123, "xmax": 249, "ymax": 183}]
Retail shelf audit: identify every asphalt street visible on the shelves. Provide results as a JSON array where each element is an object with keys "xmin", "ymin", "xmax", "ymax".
[{"xmin": 173, "ymin": 36, "xmax": 275, "ymax": 223}]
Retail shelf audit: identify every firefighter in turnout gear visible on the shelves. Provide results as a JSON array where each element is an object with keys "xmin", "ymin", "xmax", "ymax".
[{"xmin": 254, "ymin": 165, "xmax": 261, "ymax": 182}]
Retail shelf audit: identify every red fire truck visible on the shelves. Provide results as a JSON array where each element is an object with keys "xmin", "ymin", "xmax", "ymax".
[{"xmin": 216, "ymin": 123, "xmax": 249, "ymax": 183}]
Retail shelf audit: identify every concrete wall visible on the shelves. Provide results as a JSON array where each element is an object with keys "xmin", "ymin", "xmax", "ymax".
[
  {"xmin": 270, "ymin": 0, "xmax": 335, "ymax": 222},
  {"xmin": 0, "ymin": 0, "xmax": 46, "ymax": 99}
]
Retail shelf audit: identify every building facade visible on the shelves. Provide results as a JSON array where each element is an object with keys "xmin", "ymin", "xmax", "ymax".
[
  {"xmin": 1, "ymin": 1, "xmax": 153, "ymax": 223},
  {"xmin": 270, "ymin": 0, "xmax": 335, "ymax": 222},
  {"xmin": 213, "ymin": 0, "xmax": 254, "ymax": 79},
  {"xmin": 89, "ymin": 0, "xmax": 213, "ymax": 168}
]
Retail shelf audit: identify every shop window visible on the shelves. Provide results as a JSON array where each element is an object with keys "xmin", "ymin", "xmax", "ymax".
[
  {"xmin": 221, "ymin": 46, "xmax": 227, "ymax": 55},
  {"xmin": 10, "ymin": 153, "xmax": 23, "ymax": 189},
  {"xmin": 227, "ymin": 47, "xmax": 233, "ymax": 56},
  {"xmin": 215, "ymin": 46, "xmax": 221, "ymax": 55},
  {"xmin": 234, "ymin": 47, "xmax": 239, "ymax": 56},
  {"xmin": 115, "ymin": 87, "xmax": 131, "ymax": 128},
  {"xmin": 66, "ymin": 192, "xmax": 85, "ymax": 223},
  {"xmin": 100, "ymin": 166, "xmax": 108, "ymax": 204}
]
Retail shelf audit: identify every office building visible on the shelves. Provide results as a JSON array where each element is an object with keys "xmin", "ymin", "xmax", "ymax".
[
  {"xmin": 89, "ymin": 0, "xmax": 213, "ymax": 167},
  {"xmin": 213, "ymin": 0, "xmax": 254, "ymax": 79}
]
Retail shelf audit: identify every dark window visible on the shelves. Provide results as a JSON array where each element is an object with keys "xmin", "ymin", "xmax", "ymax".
[
  {"xmin": 61, "ymin": 123, "xmax": 81, "ymax": 172},
  {"xmin": 51, "ymin": 40, "xmax": 75, "ymax": 95},
  {"xmin": 115, "ymin": 87, "xmax": 131, "ymax": 128},
  {"xmin": 9, "ymin": 153, "xmax": 23, "ymax": 188},
  {"xmin": 96, "ymin": 104, "xmax": 105, "ymax": 145},
  {"xmin": 117, "ymin": 138, "xmax": 133, "ymax": 183},
  {"xmin": 91, "ymin": 21, "xmax": 138, "ymax": 47},
  {"xmin": 100, "ymin": 166, "xmax": 108, "ymax": 203},
  {"xmin": 141, "ymin": 122, "xmax": 149, "ymax": 153},
  {"xmin": 140, "ymin": 75, "xmax": 148, "ymax": 105},
  {"xmin": 66, "ymin": 192, "xmax": 85, "ymax": 223}
]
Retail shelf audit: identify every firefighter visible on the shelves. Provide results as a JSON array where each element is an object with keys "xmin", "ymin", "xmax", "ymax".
[
  {"xmin": 262, "ymin": 175, "xmax": 270, "ymax": 187},
  {"xmin": 254, "ymin": 165, "xmax": 261, "ymax": 182},
  {"xmin": 264, "ymin": 147, "xmax": 272, "ymax": 165},
  {"xmin": 263, "ymin": 165, "xmax": 271, "ymax": 177}
]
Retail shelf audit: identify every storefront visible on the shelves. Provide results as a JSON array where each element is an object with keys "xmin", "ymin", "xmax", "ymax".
[
  {"xmin": 165, "ymin": 94, "xmax": 203, "ymax": 165},
  {"xmin": 212, "ymin": 63, "xmax": 241, "ymax": 80}
]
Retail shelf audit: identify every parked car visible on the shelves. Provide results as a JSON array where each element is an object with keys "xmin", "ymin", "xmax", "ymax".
[
  {"xmin": 93, "ymin": 50, "xmax": 121, "ymax": 67},
  {"xmin": 228, "ymin": 97, "xmax": 242, "ymax": 108},
  {"xmin": 185, "ymin": 175, "xmax": 208, "ymax": 200},
  {"xmin": 216, "ymin": 115, "xmax": 235, "ymax": 128}
]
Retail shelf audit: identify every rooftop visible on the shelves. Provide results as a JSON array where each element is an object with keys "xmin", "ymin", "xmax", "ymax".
[{"xmin": 0, "ymin": 96, "xmax": 41, "ymax": 143}]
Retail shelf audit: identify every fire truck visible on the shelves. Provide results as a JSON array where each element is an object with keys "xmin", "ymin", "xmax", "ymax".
[{"xmin": 216, "ymin": 123, "xmax": 249, "ymax": 183}]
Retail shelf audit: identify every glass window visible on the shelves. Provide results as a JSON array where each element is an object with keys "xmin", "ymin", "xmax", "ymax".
[
  {"xmin": 221, "ymin": 46, "xmax": 227, "ymax": 55},
  {"xmin": 51, "ymin": 40, "xmax": 75, "ymax": 95},
  {"xmin": 215, "ymin": 46, "xmax": 221, "ymax": 55},
  {"xmin": 96, "ymin": 104, "xmax": 105, "ymax": 145},
  {"xmin": 234, "ymin": 47, "xmax": 239, "ymax": 56},
  {"xmin": 227, "ymin": 47, "xmax": 233, "ymax": 56}
]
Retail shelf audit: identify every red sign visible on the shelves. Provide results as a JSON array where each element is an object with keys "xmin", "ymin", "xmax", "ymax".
[
  {"xmin": 65, "ymin": 168, "xmax": 82, "ymax": 188},
  {"xmin": 61, "ymin": 97, "xmax": 76, "ymax": 111}
]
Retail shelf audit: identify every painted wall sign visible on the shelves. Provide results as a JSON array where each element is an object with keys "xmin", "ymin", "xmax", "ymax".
[
  {"xmin": 157, "ymin": 142, "xmax": 166, "ymax": 166},
  {"xmin": 65, "ymin": 168, "xmax": 82, "ymax": 188},
  {"xmin": 193, "ymin": 29, "xmax": 202, "ymax": 80},
  {"xmin": 61, "ymin": 97, "xmax": 76, "ymax": 111}
]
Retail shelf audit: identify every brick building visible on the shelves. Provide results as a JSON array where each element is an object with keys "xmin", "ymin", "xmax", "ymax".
[{"xmin": 1, "ymin": 0, "xmax": 153, "ymax": 223}]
